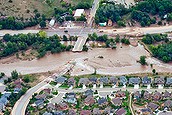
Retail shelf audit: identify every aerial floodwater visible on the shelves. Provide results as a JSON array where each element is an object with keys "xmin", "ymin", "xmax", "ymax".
[{"xmin": 0, "ymin": 43, "xmax": 171, "ymax": 76}]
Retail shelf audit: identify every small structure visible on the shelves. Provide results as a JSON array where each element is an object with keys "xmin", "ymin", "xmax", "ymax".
[
  {"xmin": 141, "ymin": 108, "xmax": 151, "ymax": 115},
  {"xmin": 79, "ymin": 78, "xmax": 90, "ymax": 85},
  {"xmin": 143, "ymin": 91, "xmax": 151, "ymax": 100},
  {"xmin": 84, "ymin": 89, "xmax": 94, "ymax": 97},
  {"xmin": 152, "ymin": 92, "xmax": 162, "ymax": 101},
  {"xmin": 109, "ymin": 77, "xmax": 118, "ymax": 86},
  {"xmin": 164, "ymin": 100, "xmax": 172, "ymax": 108},
  {"xmin": 99, "ymin": 22, "xmax": 107, "ymax": 27},
  {"xmin": 97, "ymin": 97, "xmax": 107, "ymax": 106},
  {"xmin": 108, "ymin": 19, "xmax": 113, "ymax": 26},
  {"xmin": 68, "ymin": 77, "xmax": 76, "ymax": 86},
  {"xmin": 74, "ymin": 9, "xmax": 85, "ymax": 19},
  {"xmin": 163, "ymin": 91, "xmax": 171, "ymax": 99},
  {"xmin": 154, "ymin": 77, "xmax": 165, "ymax": 88},
  {"xmin": 142, "ymin": 76, "xmax": 151, "ymax": 86},
  {"xmin": 68, "ymin": 109, "xmax": 76, "ymax": 115},
  {"xmin": 89, "ymin": 77, "xmax": 97, "ymax": 84},
  {"xmin": 93, "ymin": 108, "xmax": 101, "ymax": 115},
  {"xmin": 55, "ymin": 76, "xmax": 67, "ymax": 84},
  {"xmin": 57, "ymin": 102, "xmax": 69, "ymax": 110},
  {"xmin": 116, "ymin": 91, "xmax": 126, "ymax": 99},
  {"xmin": 99, "ymin": 77, "xmax": 109, "ymax": 85},
  {"xmin": 84, "ymin": 95, "xmax": 95, "ymax": 106},
  {"xmin": 166, "ymin": 78, "xmax": 172, "ymax": 86},
  {"xmin": 129, "ymin": 77, "xmax": 140, "ymax": 85},
  {"xmin": 133, "ymin": 91, "xmax": 141, "ymax": 100},
  {"xmin": 49, "ymin": 18, "xmax": 55, "ymax": 26}
]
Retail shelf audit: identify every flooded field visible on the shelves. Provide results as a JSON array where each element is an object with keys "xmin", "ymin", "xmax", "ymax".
[{"xmin": 0, "ymin": 43, "xmax": 172, "ymax": 76}]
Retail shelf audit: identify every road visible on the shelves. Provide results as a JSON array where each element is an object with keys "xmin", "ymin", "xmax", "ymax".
[
  {"xmin": 87, "ymin": 0, "xmax": 100, "ymax": 27},
  {"xmin": 11, "ymin": 63, "xmax": 73, "ymax": 115}
]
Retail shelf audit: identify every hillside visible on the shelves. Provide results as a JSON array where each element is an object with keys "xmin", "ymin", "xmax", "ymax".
[{"xmin": 0, "ymin": 0, "xmax": 93, "ymax": 19}]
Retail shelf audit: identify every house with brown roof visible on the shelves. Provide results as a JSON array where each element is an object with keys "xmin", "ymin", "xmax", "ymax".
[
  {"xmin": 57, "ymin": 102, "xmax": 68, "ymax": 110},
  {"xmin": 115, "ymin": 108, "xmax": 126, "ymax": 115},
  {"xmin": 35, "ymin": 94, "xmax": 47, "ymax": 100},
  {"xmin": 115, "ymin": 91, "xmax": 126, "ymax": 99},
  {"xmin": 152, "ymin": 92, "xmax": 162, "ymax": 101},
  {"xmin": 46, "ymin": 103, "xmax": 56, "ymax": 111},
  {"xmin": 84, "ymin": 95, "xmax": 95, "ymax": 106},
  {"xmin": 111, "ymin": 97, "xmax": 122, "ymax": 106},
  {"xmin": 80, "ymin": 110, "xmax": 91, "ymax": 115},
  {"xmin": 43, "ymin": 88, "xmax": 51, "ymax": 94},
  {"xmin": 147, "ymin": 102, "xmax": 159, "ymax": 111},
  {"xmin": 68, "ymin": 109, "xmax": 76, "ymax": 115}
]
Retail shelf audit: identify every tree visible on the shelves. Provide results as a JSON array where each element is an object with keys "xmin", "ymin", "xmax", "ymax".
[
  {"xmin": 11, "ymin": 70, "xmax": 18, "ymax": 79},
  {"xmin": 152, "ymin": 69, "xmax": 156, "ymax": 74},
  {"xmin": 39, "ymin": 20, "xmax": 46, "ymax": 28},
  {"xmin": 82, "ymin": 45, "xmax": 88, "ymax": 52},
  {"xmin": 139, "ymin": 56, "xmax": 147, "ymax": 65}
]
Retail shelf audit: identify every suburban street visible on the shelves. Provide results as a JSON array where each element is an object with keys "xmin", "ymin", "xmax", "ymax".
[{"xmin": 11, "ymin": 62, "xmax": 74, "ymax": 115}]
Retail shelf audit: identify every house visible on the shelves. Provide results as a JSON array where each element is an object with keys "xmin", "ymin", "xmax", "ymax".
[
  {"xmin": 74, "ymin": 9, "xmax": 85, "ymax": 19},
  {"xmin": 84, "ymin": 89, "xmax": 94, "ymax": 97},
  {"xmin": 80, "ymin": 110, "xmax": 91, "ymax": 115},
  {"xmin": 99, "ymin": 77, "xmax": 109, "ymax": 84},
  {"xmin": 68, "ymin": 109, "xmax": 76, "ymax": 115},
  {"xmin": 49, "ymin": 18, "xmax": 55, "ymax": 26},
  {"xmin": 104, "ymin": 107, "xmax": 111, "ymax": 114},
  {"xmin": 154, "ymin": 77, "xmax": 165, "ymax": 86},
  {"xmin": 116, "ymin": 91, "xmax": 126, "ymax": 99},
  {"xmin": 84, "ymin": 95, "xmax": 95, "ymax": 105},
  {"xmin": 34, "ymin": 99, "xmax": 44, "ymax": 108},
  {"xmin": 55, "ymin": 76, "xmax": 67, "ymax": 84},
  {"xmin": 111, "ymin": 97, "xmax": 122, "ymax": 106},
  {"xmin": 164, "ymin": 100, "xmax": 172, "ymax": 108},
  {"xmin": 68, "ymin": 77, "xmax": 75, "ymax": 86},
  {"xmin": 163, "ymin": 91, "xmax": 171, "ymax": 99},
  {"xmin": 115, "ymin": 108, "xmax": 126, "ymax": 115},
  {"xmin": 64, "ymin": 92, "xmax": 77, "ymax": 104},
  {"xmin": 35, "ymin": 94, "xmax": 47, "ymax": 100},
  {"xmin": 142, "ymin": 76, "xmax": 151, "ymax": 86},
  {"xmin": 0, "ymin": 97, "xmax": 8, "ymax": 107},
  {"xmin": 93, "ymin": 108, "xmax": 101, "ymax": 115},
  {"xmin": 98, "ymin": 97, "xmax": 107, "ymax": 106},
  {"xmin": 54, "ymin": 111, "xmax": 65, "ymax": 115},
  {"xmin": 43, "ymin": 88, "xmax": 51, "ymax": 94},
  {"xmin": 0, "ymin": 103, "xmax": 5, "ymax": 112},
  {"xmin": 47, "ymin": 103, "xmax": 56, "ymax": 111},
  {"xmin": 57, "ymin": 102, "xmax": 68, "ymax": 110},
  {"xmin": 109, "ymin": 77, "xmax": 118, "ymax": 85},
  {"xmin": 133, "ymin": 91, "xmax": 141, "ymax": 100},
  {"xmin": 14, "ymin": 84, "xmax": 22, "ymax": 93},
  {"xmin": 147, "ymin": 102, "xmax": 159, "ymax": 111},
  {"xmin": 166, "ymin": 78, "xmax": 172, "ymax": 86},
  {"xmin": 143, "ymin": 91, "xmax": 151, "ymax": 100},
  {"xmin": 129, "ymin": 77, "xmax": 140, "ymax": 85},
  {"xmin": 89, "ymin": 77, "xmax": 97, "ymax": 84},
  {"xmin": 14, "ymin": 79, "xmax": 23, "ymax": 85},
  {"xmin": 79, "ymin": 78, "xmax": 90, "ymax": 85},
  {"xmin": 152, "ymin": 92, "xmax": 162, "ymax": 101},
  {"xmin": 43, "ymin": 112, "xmax": 53, "ymax": 115},
  {"xmin": 120, "ymin": 76, "xmax": 127, "ymax": 86},
  {"xmin": 140, "ymin": 108, "xmax": 151, "ymax": 115},
  {"xmin": 108, "ymin": 19, "xmax": 113, "ymax": 26}
]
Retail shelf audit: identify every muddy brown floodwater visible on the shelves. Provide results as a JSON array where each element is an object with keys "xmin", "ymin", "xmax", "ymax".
[{"xmin": 0, "ymin": 43, "xmax": 172, "ymax": 76}]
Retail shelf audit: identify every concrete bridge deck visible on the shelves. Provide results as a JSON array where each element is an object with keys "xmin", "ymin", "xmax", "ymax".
[{"xmin": 72, "ymin": 37, "xmax": 87, "ymax": 52}]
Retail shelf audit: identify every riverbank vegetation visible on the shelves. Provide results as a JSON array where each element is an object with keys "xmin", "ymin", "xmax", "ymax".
[
  {"xmin": 0, "ymin": 31, "xmax": 73, "ymax": 59},
  {"xmin": 95, "ymin": 0, "xmax": 172, "ymax": 27},
  {"xmin": 141, "ymin": 33, "xmax": 172, "ymax": 63}
]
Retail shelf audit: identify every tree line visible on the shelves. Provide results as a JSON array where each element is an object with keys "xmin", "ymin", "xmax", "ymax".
[
  {"xmin": 142, "ymin": 33, "xmax": 172, "ymax": 63},
  {"xmin": 95, "ymin": 0, "xmax": 172, "ymax": 27},
  {"xmin": 0, "ymin": 31, "xmax": 72, "ymax": 59}
]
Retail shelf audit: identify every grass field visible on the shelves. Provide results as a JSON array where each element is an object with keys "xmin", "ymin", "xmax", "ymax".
[{"xmin": 0, "ymin": 0, "xmax": 93, "ymax": 19}]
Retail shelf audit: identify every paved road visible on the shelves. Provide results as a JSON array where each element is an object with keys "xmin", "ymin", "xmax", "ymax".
[
  {"xmin": 11, "ymin": 63, "xmax": 73, "ymax": 115},
  {"xmin": 87, "ymin": 0, "xmax": 100, "ymax": 27}
]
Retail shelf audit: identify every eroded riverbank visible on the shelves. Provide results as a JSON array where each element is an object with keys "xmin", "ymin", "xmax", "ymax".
[{"xmin": 0, "ymin": 43, "xmax": 171, "ymax": 76}]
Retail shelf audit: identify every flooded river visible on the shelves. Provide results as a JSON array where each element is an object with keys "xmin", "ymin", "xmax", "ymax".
[{"xmin": 0, "ymin": 44, "xmax": 172, "ymax": 76}]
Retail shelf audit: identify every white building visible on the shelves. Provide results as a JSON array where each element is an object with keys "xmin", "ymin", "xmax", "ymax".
[
  {"xmin": 74, "ymin": 9, "xmax": 85, "ymax": 19},
  {"xmin": 49, "ymin": 19, "xmax": 55, "ymax": 26}
]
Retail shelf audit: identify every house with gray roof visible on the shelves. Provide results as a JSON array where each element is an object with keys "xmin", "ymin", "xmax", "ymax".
[
  {"xmin": 143, "ymin": 91, "xmax": 151, "ymax": 100},
  {"xmin": 141, "ymin": 108, "xmax": 151, "ymax": 115},
  {"xmin": 54, "ymin": 111, "xmax": 65, "ymax": 115},
  {"xmin": 99, "ymin": 77, "xmax": 109, "ymax": 84},
  {"xmin": 64, "ymin": 92, "xmax": 77, "ymax": 104},
  {"xmin": 84, "ymin": 89, "xmax": 94, "ymax": 97},
  {"xmin": 166, "ymin": 78, "xmax": 172, "ymax": 86},
  {"xmin": 152, "ymin": 92, "xmax": 162, "ymax": 101},
  {"xmin": 34, "ymin": 99, "xmax": 44, "ymax": 108},
  {"xmin": 93, "ymin": 108, "xmax": 101, "ymax": 115},
  {"xmin": 55, "ymin": 76, "xmax": 67, "ymax": 84},
  {"xmin": 68, "ymin": 77, "xmax": 75, "ymax": 86},
  {"xmin": 89, "ymin": 77, "xmax": 97, "ymax": 84},
  {"xmin": 98, "ymin": 97, "xmax": 107, "ymax": 105},
  {"xmin": 142, "ymin": 76, "xmax": 151, "ymax": 85},
  {"xmin": 164, "ymin": 100, "xmax": 172, "ymax": 108},
  {"xmin": 68, "ymin": 109, "xmax": 76, "ymax": 115},
  {"xmin": 163, "ymin": 91, "xmax": 171, "ymax": 99},
  {"xmin": 0, "ymin": 103, "xmax": 5, "ymax": 112},
  {"xmin": 109, "ymin": 77, "xmax": 118, "ymax": 85},
  {"xmin": 129, "ymin": 77, "xmax": 140, "ymax": 85},
  {"xmin": 154, "ymin": 77, "xmax": 165, "ymax": 85},
  {"xmin": 120, "ymin": 76, "xmax": 127, "ymax": 86},
  {"xmin": 43, "ymin": 112, "xmax": 53, "ymax": 115},
  {"xmin": 133, "ymin": 91, "xmax": 141, "ymax": 100},
  {"xmin": 79, "ymin": 78, "xmax": 90, "ymax": 85}
]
